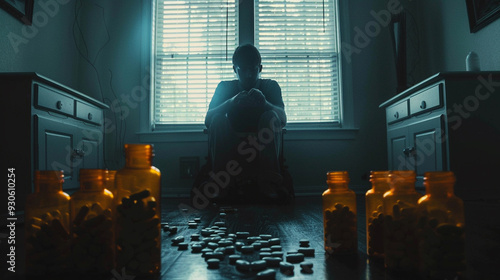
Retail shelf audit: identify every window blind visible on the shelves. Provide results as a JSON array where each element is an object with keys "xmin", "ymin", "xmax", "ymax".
[
  {"xmin": 255, "ymin": 0, "xmax": 340, "ymax": 123},
  {"xmin": 153, "ymin": 0, "xmax": 238, "ymax": 125},
  {"xmin": 153, "ymin": 0, "xmax": 340, "ymax": 126}
]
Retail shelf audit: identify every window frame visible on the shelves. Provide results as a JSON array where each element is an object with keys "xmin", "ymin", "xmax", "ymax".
[{"xmin": 140, "ymin": 0, "xmax": 356, "ymax": 140}]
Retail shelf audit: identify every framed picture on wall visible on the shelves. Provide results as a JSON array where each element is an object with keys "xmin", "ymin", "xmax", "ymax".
[
  {"xmin": 0, "ymin": 0, "xmax": 34, "ymax": 25},
  {"xmin": 466, "ymin": 0, "xmax": 500, "ymax": 32}
]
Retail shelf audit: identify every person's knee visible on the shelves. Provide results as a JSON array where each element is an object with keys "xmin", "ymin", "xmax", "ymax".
[
  {"xmin": 210, "ymin": 113, "xmax": 227, "ymax": 127},
  {"xmin": 259, "ymin": 110, "xmax": 282, "ymax": 131}
]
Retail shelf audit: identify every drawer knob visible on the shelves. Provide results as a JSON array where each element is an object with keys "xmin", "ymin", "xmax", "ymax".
[
  {"xmin": 88, "ymin": 113, "xmax": 93, "ymax": 120},
  {"xmin": 72, "ymin": 149, "xmax": 85, "ymax": 158},
  {"xmin": 420, "ymin": 101, "xmax": 427, "ymax": 109},
  {"xmin": 56, "ymin": 101, "xmax": 63, "ymax": 110},
  {"xmin": 394, "ymin": 112, "xmax": 399, "ymax": 119}
]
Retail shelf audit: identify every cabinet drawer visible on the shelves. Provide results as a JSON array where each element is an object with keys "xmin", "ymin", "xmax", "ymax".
[
  {"xmin": 76, "ymin": 101, "xmax": 102, "ymax": 125},
  {"xmin": 409, "ymin": 84, "xmax": 442, "ymax": 115},
  {"xmin": 386, "ymin": 100, "xmax": 408, "ymax": 124},
  {"xmin": 35, "ymin": 84, "xmax": 74, "ymax": 116}
]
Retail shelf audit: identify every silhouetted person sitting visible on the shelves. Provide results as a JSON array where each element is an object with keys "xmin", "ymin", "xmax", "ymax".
[{"xmin": 203, "ymin": 44, "xmax": 290, "ymax": 203}]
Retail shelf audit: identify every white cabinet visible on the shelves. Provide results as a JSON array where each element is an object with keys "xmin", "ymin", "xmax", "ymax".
[
  {"xmin": 380, "ymin": 72, "xmax": 500, "ymax": 199},
  {"xmin": 1, "ymin": 72, "xmax": 108, "ymax": 213}
]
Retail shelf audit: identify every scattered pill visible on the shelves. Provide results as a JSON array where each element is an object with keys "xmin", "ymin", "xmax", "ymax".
[
  {"xmin": 178, "ymin": 242, "xmax": 189, "ymax": 250},
  {"xmin": 212, "ymin": 251, "xmax": 225, "ymax": 261},
  {"xmin": 224, "ymin": 246, "xmax": 235, "ymax": 255},
  {"xmin": 207, "ymin": 242, "xmax": 219, "ymax": 250},
  {"xmin": 286, "ymin": 253, "xmax": 305, "ymax": 263},
  {"xmin": 247, "ymin": 236, "xmax": 262, "ymax": 244},
  {"xmin": 251, "ymin": 260, "xmax": 267, "ymax": 271},
  {"xmin": 260, "ymin": 240, "xmax": 270, "ymax": 248},
  {"xmin": 257, "ymin": 268, "xmax": 276, "ymax": 279},
  {"xmin": 270, "ymin": 245, "xmax": 282, "ymax": 252},
  {"xmin": 169, "ymin": 226, "xmax": 178, "ymax": 234},
  {"xmin": 298, "ymin": 248, "xmax": 315, "ymax": 257},
  {"xmin": 259, "ymin": 234, "xmax": 272, "ymax": 240},
  {"xmin": 214, "ymin": 221, "xmax": 225, "ymax": 227},
  {"xmin": 280, "ymin": 262, "xmax": 294, "ymax": 275},
  {"xmin": 229, "ymin": 254, "xmax": 241, "ymax": 264},
  {"xmin": 214, "ymin": 247, "xmax": 225, "ymax": 253},
  {"xmin": 236, "ymin": 260, "xmax": 250, "ymax": 271},
  {"xmin": 240, "ymin": 245, "xmax": 254, "ymax": 254},
  {"xmin": 268, "ymin": 237, "xmax": 280, "ymax": 245},
  {"xmin": 236, "ymin": 232, "xmax": 250, "ymax": 239},
  {"xmin": 191, "ymin": 243, "xmax": 203, "ymax": 253},
  {"xmin": 263, "ymin": 256, "xmax": 281, "ymax": 267},
  {"xmin": 201, "ymin": 229, "xmax": 212, "ymax": 237},
  {"xmin": 259, "ymin": 252, "xmax": 272, "ymax": 259},
  {"xmin": 204, "ymin": 252, "xmax": 215, "ymax": 260},
  {"xmin": 271, "ymin": 251, "xmax": 283, "ymax": 258},
  {"xmin": 253, "ymin": 242, "xmax": 263, "ymax": 250},
  {"xmin": 299, "ymin": 239, "xmax": 310, "ymax": 247},
  {"xmin": 191, "ymin": 234, "xmax": 200, "ymax": 241},
  {"xmin": 201, "ymin": 248, "xmax": 212, "ymax": 257},
  {"xmin": 300, "ymin": 261, "xmax": 314, "ymax": 273},
  {"xmin": 235, "ymin": 241, "xmax": 245, "ymax": 250},
  {"xmin": 207, "ymin": 258, "xmax": 220, "ymax": 269},
  {"xmin": 218, "ymin": 240, "xmax": 233, "ymax": 247},
  {"xmin": 194, "ymin": 217, "xmax": 201, "ymax": 223},
  {"xmin": 188, "ymin": 222, "xmax": 198, "ymax": 228},
  {"xmin": 172, "ymin": 236, "xmax": 184, "ymax": 245}
]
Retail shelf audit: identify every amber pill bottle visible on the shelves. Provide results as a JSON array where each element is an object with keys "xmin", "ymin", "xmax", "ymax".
[
  {"xmin": 322, "ymin": 171, "xmax": 357, "ymax": 256},
  {"xmin": 25, "ymin": 170, "xmax": 70, "ymax": 277},
  {"xmin": 382, "ymin": 170, "xmax": 422, "ymax": 273},
  {"xmin": 365, "ymin": 170, "xmax": 390, "ymax": 260},
  {"xmin": 114, "ymin": 144, "xmax": 161, "ymax": 278},
  {"xmin": 69, "ymin": 168, "xmax": 115, "ymax": 276},
  {"xmin": 417, "ymin": 171, "xmax": 466, "ymax": 279}
]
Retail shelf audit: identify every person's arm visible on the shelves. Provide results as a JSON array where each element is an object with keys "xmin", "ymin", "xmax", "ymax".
[
  {"xmin": 205, "ymin": 82, "xmax": 244, "ymax": 128},
  {"xmin": 205, "ymin": 98, "xmax": 232, "ymax": 128},
  {"xmin": 249, "ymin": 80, "xmax": 287, "ymax": 127},
  {"xmin": 263, "ymin": 98, "xmax": 287, "ymax": 127}
]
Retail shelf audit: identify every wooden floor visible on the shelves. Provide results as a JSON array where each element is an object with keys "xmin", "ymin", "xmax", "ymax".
[
  {"xmin": 160, "ymin": 195, "xmax": 414, "ymax": 280},
  {"xmin": 2, "ymin": 195, "xmax": 498, "ymax": 279}
]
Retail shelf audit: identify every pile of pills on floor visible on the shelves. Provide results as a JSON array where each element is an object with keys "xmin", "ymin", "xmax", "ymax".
[{"xmin": 166, "ymin": 207, "xmax": 316, "ymax": 278}]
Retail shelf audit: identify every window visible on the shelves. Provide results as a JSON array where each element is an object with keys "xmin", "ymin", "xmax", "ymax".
[{"xmin": 152, "ymin": 0, "xmax": 341, "ymax": 127}]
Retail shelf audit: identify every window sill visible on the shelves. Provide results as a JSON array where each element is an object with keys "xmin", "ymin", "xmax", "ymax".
[{"xmin": 137, "ymin": 126, "xmax": 359, "ymax": 143}]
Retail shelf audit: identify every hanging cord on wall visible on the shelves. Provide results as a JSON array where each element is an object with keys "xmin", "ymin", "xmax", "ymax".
[
  {"xmin": 72, "ymin": 0, "xmax": 110, "ymax": 103},
  {"xmin": 72, "ymin": 0, "xmax": 124, "ymax": 169}
]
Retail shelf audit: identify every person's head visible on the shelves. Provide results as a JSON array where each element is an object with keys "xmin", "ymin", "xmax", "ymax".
[{"xmin": 232, "ymin": 44, "xmax": 263, "ymax": 90}]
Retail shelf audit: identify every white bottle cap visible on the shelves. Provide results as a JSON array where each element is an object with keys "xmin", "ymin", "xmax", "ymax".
[{"xmin": 466, "ymin": 51, "xmax": 480, "ymax": 71}]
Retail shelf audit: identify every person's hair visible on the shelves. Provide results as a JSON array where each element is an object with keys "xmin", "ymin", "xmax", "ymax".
[{"xmin": 232, "ymin": 44, "xmax": 262, "ymax": 66}]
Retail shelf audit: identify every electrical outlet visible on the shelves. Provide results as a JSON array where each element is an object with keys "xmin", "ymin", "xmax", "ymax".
[{"xmin": 179, "ymin": 157, "xmax": 199, "ymax": 179}]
